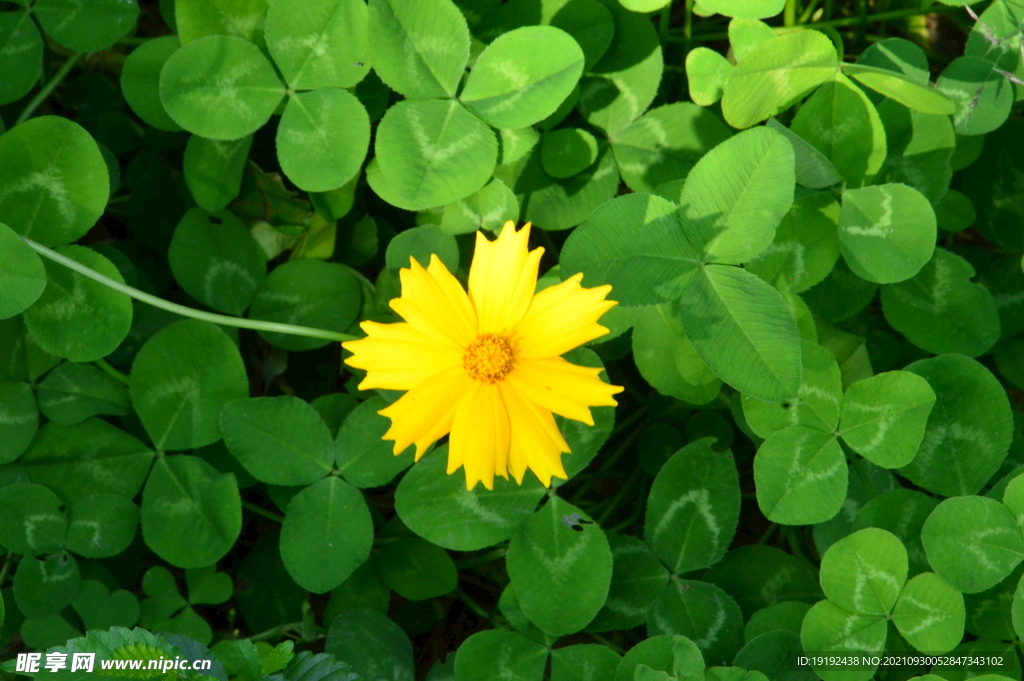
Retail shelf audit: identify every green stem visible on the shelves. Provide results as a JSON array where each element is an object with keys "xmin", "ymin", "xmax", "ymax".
[
  {"xmin": 595, "ymin": 468, "xmax": 641, "ymax": 524},
  {"xmin": 0, "ymin": 551, "xmax": 13, "ymax": 587},
  {"xmin": 94, "ymin": 358, "xmax": 130, "ymax": 386},
  {"xmin": 784, "ymin": 0, "xmax": 797, "ymax": 27},
  {"xmin": 589, "ymin": 633, "xmax": 626, "ymax": 655},
  {"xmin": 659, "ymin": 1, "xmax": 674, "ymax": 39},
  {"xmin": 22, "ymin": 236, "xmax": 357, "ymax": 343},
  {"xmin": 455, "ymin": 546, "xmax": 507, "ymax": 569},
  {"xmin": 15, "ymin": 52, "xmax": 83, "ymax": 127},
  {"xmin": 241, "ymin": 500, "xmax": 284, "ymax": 524},
  {"xmin": 249, "ymin": 622, "xmax": 301, "ymax": 642},
  {"xmin": 757, "ymin": 523, "xmax": 779, "ymax": 545}
]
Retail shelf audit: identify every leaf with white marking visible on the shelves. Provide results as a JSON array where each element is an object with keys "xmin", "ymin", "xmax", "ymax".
[
  {"xmin": 839, "ymin": 371, "xmax": 936, "ymax": 469},
  {"xmin": 0, "ymin": 379, "xmax": 38, "ymax": 464},
  {"xmin": 754, "ymin": 426, "xmax": 847, "ymax": 525},
  {"xmin": 454, "ymin": 630, "xmax": 548, "ymax": 681},
  {"xmin": 506, "ymin": 497, "xmax": 612, "ymax": 636},
  {"xmin": 647, "ymin": 580, "xmax": 744, "ymax": 667},
  {"xmin": 264, "ymin": 0, "xmax": 369, "ymax": 90},
  {"xmin": 819, "ymin": 528, "xmax": 908, "ymax": 616},
  {"xmin": 587, "ymin": 534, "xmax": 669, "ymax": 632},
  {"xmin": 839, "ymin": 184, "xmax": 936, "ymax": 284},
  {"xmin": 853, "ymin": 489, "xmax": 938, "ymax": 578},
  {"xmin": 33, "ymin": 0, "xmax": 139, "ymax": 53},
  {"xmin": 395, "ymin": 445, "xmax": 545, "ymax": 552},
  {"xmin": 645, "ymin": 438, "xmax": 740, "ymax": 574},
  {"xmin": 892, "ymin": 572, "xmax": 965, "ymax": 652},
  {"xmin": 0, "ymin": 482, "xmax": 66, "ymax": 556},
  {"xmin": 921, "ymin": 495, "xmax": 1024, "ymax": 594},
  {"xmin": 799, "ymin": 600, "xmax": 887, "ymax": 681}
]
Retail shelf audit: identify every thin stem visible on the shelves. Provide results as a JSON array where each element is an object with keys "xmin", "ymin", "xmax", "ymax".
[
  {"xmin": 757, "ymin": 523, "xmax": 779, "ymax": 545},
  {"xmin": 249, "ymin": 622, "xmax": 301, "ymax": 642},
  {"xmin": 241, "ymin": 500, "xmax": 284, "ymax": 524},
  {"xmin": 784, "ymin": 0, "xmax": 797, "ymax": 27},
  {"xmin": 22, "ymin": 236, "xmax": 357, "ymax": 343},
  {"xmin": 0, "ymin": 551, "xmax": 13, "ymax": 587},
  {"xmin": 455, "ymin": 546, "xmax": 507, "ymax": 569},
  {"xmin": 15, "ymin": 52, "xmax": 83, "ymax": 126},
  {"xmin": 596, "ymin": 468, "xmax": 641, "ymax": 524},
  {"xmin": 94, "ymin": 358, "xmax": 130, "ymax": 385},
  {"xmin": 589, "ymin": 633, "xmax": 626, "ymax": 655},
  {"xmin": 659, "ymin": 1, "xmax": 674, "ymax": 39}
]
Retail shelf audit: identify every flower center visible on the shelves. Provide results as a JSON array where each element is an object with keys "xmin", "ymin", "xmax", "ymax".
[{"xmin": 463, "ymin": 334, "xmax": 515, "ymax": 384}]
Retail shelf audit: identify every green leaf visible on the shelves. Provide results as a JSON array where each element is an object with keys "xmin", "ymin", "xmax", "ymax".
[
  {"xmin": 21, "ymin": 418, "xmax": 153, "ymax": 506},
  {"xmin": 186, "ymin": 566, "xmax": 232, "ymax": 604},
  {"xmin": 741, "ymin": 340, "xmax": 843, "ymax": 438},
  {"xmin": 764, "ymin": 119, "xmax": 844, "ymax": 189},
  {"xmin": 542, "ymin": 128, "xmax": 599, "ymax": 180},
  {"xmin": 579, "ymin": 0, "xmax": 663, "ymax": 135},
  {"xmin": 899, "ymin": 354, "xmax": 1012, "ymax": 498},
  {"xmin": 130, "ymin": 320, "xmax": 249, "ymax": 451},
  {"xmin": 14, "ymin": 552, "xmax": 80, "ymax": 619},
  {"xmin": 440, "ymin": 179, "xmax": 519, "ymax": 235},
  {"xmin": 842, "ymin": 63, "xmax": 956, "ymax": 115},
  {"xmin": 855, "ymin": 37, "xmax": 929, "ymax": 84},
  {"xmin": 874, "ymin": 101, "xmax": 956, "ymax": 206},
  {"xmin": 264, "ymin": 0, "xmax": 369, "ymax": 89},
  {"xmin": 921, "ymin": 495, "xmax": 1024, "ymax": 594},
  {"xmin": 141, "ymin": 454, "xmax": 241, "ymax": 568},
  {"xmin": 33, "ymin": 0, "xmax": 139, "ymax": 52},
  {"xmin": 0, "ymin": 12, "xmax": 42, "ymax": 106},
  {"xmin": 0, "ymin": 379, "xmax": 37, "ymax": 464},
  {"xmin": 454, "ymin": 630, "xmax": 548, "ymax": 681},
  {"xmin": 72, "ymin": 581, "xmax": 140, "ymax": 631},
  {"xmin": 277, "ymin": 89, "xmax": 370, "ymax": 193},
  {"xmin": 936, "ymin": 56, "xmax": 1014, "ymax": 136},
  {"xmin": 647, "ymin": 580, "xmax": 744, "ymax": 667},
  {"xmin": 679, "ymin": 126, "xmax": 795, "ymax": 265},
  {"xmin": 613, "ymin": 635, "xmax": 692, "ymax": 681},
  {"xmin": 462, "ymin": 26, "xmax": 583, "ymax": 129},
  {"xmin": 728, "ymin": 18, "xmax": 777, "ymax": 62},
  {"xmin": 839, "ymin": 183, "xmax": 937, "ymax": 284},
  {"xmin": 394, "ymin": 445, "xmax": 544, "ymax": 552},
  {"xmin": 686, "ymin": 48, "xmax": 733, "ymax": 107},
  {"xmin": 892, "ymin": 572, "xmax": 965, "ymax": 652},
  {"xmin": 678, "ymin": 265, "xmax": 802, "ymax": 403},
  {"xmin": 819, "ymin": 528, "xmax": 907, "ymax": 616},
  {"xmin": 803, "ymin": 258, "xmax": 878, "ymax": 323},
  {"xmin": 839, "ymin": 371, "xmax": 936, "ymax": 469},
  {"xmin": 507, "ymin": 497, "xmax": 612, "ymax": 636},
  {"xmin": 367, "ymin": 0, "xmax": 469, "ymax": 99},
  {"xmin": 754, "ymin": 426, "xmax": 846, "ymax": 525},
  {"xmin": 853, "ymin": 489, "xmax": 938, "ymax": 578},
  {"xmin": 550, "ymin": 644, "xmax": 621, "ymax": 681},
  {"xmin": 790, "ymin": 74, "xmax": 886, "ymax": 187},
  {"xmin": 936, "ymin": 190, "xmax": 976, "ymax": 233},
  {"xmin": 745, "ymin": 191, "xmax": 840, "ymax": 293},
  {"xmin": 220, "ymin": 396, "xmax": 334, "ymax": 486},
  {"xmin": 183, "ymin": 135, "xmax": 254, "ymax": 212},
  {"xmin": 0, "ymin": 116, "xmax": 109, "ymax": 246},
  {"xmin": 799, "ymin": 600, "xmax": 886, "ymax": 681},
  {"xmin": 120, "ymin": 36, "xmax": 182, "ymax": 132},
  {"xmin": 632, "ymin": 303, "xmax": 722, "ymax": 405},
  {"xmin": 279, "ymin": 476, "xmax": 373, "ymax": 593},
  {"xmin": 561, "ymin": 193, "xmax": 699, "ymax": 307},
  {"xmin": 175, "ymin": 0, "xmax": 268, "ymax": 46},
  {"xmin": 587, "ymin": 533, "xmax": 669, "ymax": 632},
  {"xmin": 705, "ymin": 545, "xmax": 822, "ymax": 618},
  {"xmin": 66, "ymin": 493, "xmax": 139, "ymax": 559},
  {"xmin": 646, "ymin": 438, "xmax": 740, "ymax": 574},
  {"xmin": 385, "ymin": 225, "xmax": 459, "ymax": 272},
  {"xmin": 168, "ymin": 207, "xmax": 266, "ymax": 316},
  {"xmin": 23, "ymin": 246, "xmax": 132, "ymax": 362},
  {"xmin": 700, "ymin": 0, "xmax": 785, "ymax": 19},
  {"xmin": 36, "ymin": 362, "xmax": 130, "ymax": 425},
  {"xmin": 721, "ymin": 31, "xmax": 839, "ymax": 129},
  {"xmin": 744, "ymin": 601, "xmax": 812, "ymax": 641},
  {"xmin": 324, "ymin": 609, "xmax": 414, "ymax": 681},
  {"xmin": 159, "ymin": 35, "xmax": 285, "ymax": 140},
  {"xmin": 371, "ymin": 99, "xmax": 497, "ymax": 211},
  {"xmin": 375, "ymin": 534, "xmax": 457, "ymax": 601},
  {"xmin": 0, "ymin": 483, "xmax": 65, "ymax": 555},
  {"xmin": 248, "ymin": 259, "xmax": 362, "ymax": 352},
  {"xmin": 335, "ymin": 396, "xmax": 415, "ymax": 489},
  {"xmin": 612, "ymin": 103, "xmax": 733, "ymax": 194}
]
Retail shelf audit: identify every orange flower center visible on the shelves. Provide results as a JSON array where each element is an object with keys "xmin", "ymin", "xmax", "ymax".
[{"xmin": 463, "ymin": 333, "xmax": 515, "ymax": 383}]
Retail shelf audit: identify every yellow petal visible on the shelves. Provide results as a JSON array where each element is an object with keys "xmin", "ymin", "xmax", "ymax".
[
  {"xmin": 343, "ymin": 321, "xmax": 462, "ymax": 391},
  {"xmin": 512, "ymin": 273, "xmax": 616, "ymax": 359},
  {"xmin": 378, "ymin": 367, "xmax": 469, "ymax": 459},
  {"xmin": 499, "ymin": 382, "xmax": 569, "ymax": 486},
  {"xmin": 390, "ymin": 255, "xmax": 477, "ymax": 347},
  {"xmin": 447, "ymin": 382, "xmax": 510, "ymax": 491},
  {"xmin": 508, "ymin": 356, "xmax": 622, "ymax": 425},
  {"xmin": 469, "ymin": 221, "xmax": 544, "ymax": 335}
]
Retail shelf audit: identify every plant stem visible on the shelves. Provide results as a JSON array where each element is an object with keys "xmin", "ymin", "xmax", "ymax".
[
  {"xmin": 15, "ymin": 52, "xmax": 83, "ymax": 126},
  {"xmin": 0, "ymin": 551, "xmax": 13, "ymax": 587},
  {"xmin": 455, "ymin": 546, "xmax": 507, "ymax": 569},
  {"xmin": 659, "ymin": 1, "xmax": 674, "ymax": 39},
  {"xmin": 22, "ymin": 236, "xmax": 357, "ymax": 343},
  {"xmin": 784, "ymin": 0, "xmax": 797, "ymax": 27},
  {"xmin": 94, "ymin": 358, "xmax": 130, "ymax": 385},
  {"xmin": 242, "ymin": 500, "xmax": 284, "ymax": 524},
  {"xmin": 590, "ymin": 633, "xmax": 626, "ymax": 655},
  {"xmin": 757, "ymin": 523, "xmax": 779, "ymax": 545},
  {"xmin": 249, "ymin": 622, "xmax": 301, "ymax": 642}
]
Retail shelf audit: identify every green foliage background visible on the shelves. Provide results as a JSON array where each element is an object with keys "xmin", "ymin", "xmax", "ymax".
[{"xmin": 1, "ymin": 0, "xmax": 1024, "ymax": 680}]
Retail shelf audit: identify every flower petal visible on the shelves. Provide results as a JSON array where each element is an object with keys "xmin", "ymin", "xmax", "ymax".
[
  {"xmin": 512, "ymin": 273, "xmax": 616, "ymax": 358},
  {"xmin": 343, "ymin": 321, "xmax": 462, "ymax": 391},
  {"xmin": 499, "ymin": 382, "xmax": 569, "ymax": 486},
  {"xmin": 378, "ymin": 367, "xmax": 470, "ymax": 459},
  {"xmin": 448, "ymin": 382, "xmax": 511, "ymax": 491},
  {"xmin": 508, "ymin": 356, "xmax": 622, "ymax": 425},
  {"xmin": 390, "ymin": 255, "xmax": 477, "ymax": 347},
  {"xmin": 469, "ymin": 221, "xmax": 544, "ymax": 335}
]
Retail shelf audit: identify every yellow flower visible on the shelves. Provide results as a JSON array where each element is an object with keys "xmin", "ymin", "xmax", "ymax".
[{"xmin": 342, "ymin": 221, "xmax": 623, "ymax": 490}]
